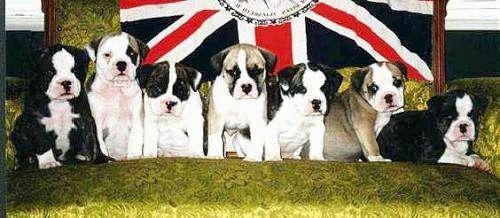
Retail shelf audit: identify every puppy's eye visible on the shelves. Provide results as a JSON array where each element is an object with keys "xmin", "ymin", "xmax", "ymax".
[
  {"xmin": 249, "ymin": 68, "xmax": 264, "ymax": 75},
  {"xmin": 295, "ymin": 85, "xmax": 306, "ymax": 94},
  {"xmin": 367, "ymin": 83, "xmax": 379, "ymax": 94},
  {"xmin": 393, "ymin": 78, "xmax": 403, "ymax": 88},
  {"xmin": 128, "ymin": 51, "xmax": 136, "ymax": 57},
  {"xmin": 104, "ymin": 53, "xmax": 111, "ymax": 58},
  {"xmin": 226, "ymin": 68, "xmax": 240, "ymax": 76}
]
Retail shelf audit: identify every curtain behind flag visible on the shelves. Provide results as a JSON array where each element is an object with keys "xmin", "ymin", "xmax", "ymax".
[{"xmin": 120, "ymin": 0, "xmax": 434, "ymax": 81}]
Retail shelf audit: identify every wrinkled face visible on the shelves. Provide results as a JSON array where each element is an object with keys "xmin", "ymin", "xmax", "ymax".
[
  {"xmin": 354, "ymin": 62, "xmax": 406, "ymax": 112},
  {"xmin": 38, "ymin": 47, "xmax": 88, "ymax": 101},
  {"xmin": 211, "ymin": 44, "xmax": 276, "ymax": 100},
  {"xmin": 86, "ymin": 32, "xmax": 149, "ymax": 87},
  {"xmin": 145, "ymin": 62, "xmax": 201, "ymax": 117},
  {"xmin": 279, "ymin": 63, "xmax": 342, "ymax": 116}
]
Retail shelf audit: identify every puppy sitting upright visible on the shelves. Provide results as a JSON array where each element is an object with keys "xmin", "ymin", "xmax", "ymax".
[
  {"xmin": 85, "ymin": 32, "xmax": 149, "ymax": 160},
  {"xmin": 264, "ymin": 63, "xmax": 343, "ymax": 161},
  {"xmin": 12, "ymin": 45, "xmax": 107, "ymax": 169},
  {"xmin": 377, "ymin": 90, "xmax": 492, "ymax": 173},
  {"xmin": 323, "ymin": 61, "xmax": 407, "ymax": 162},
  {"xmin": 142, "ymin": 61, "xmax": 203, "ymax": 158},
  {"xmin": 207, "ymin": 44, "xmax": 276, "ymax": 161}
]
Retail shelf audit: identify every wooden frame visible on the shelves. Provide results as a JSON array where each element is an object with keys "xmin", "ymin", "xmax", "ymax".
[{"xmin": 41, "ymin": 0, "xmax": 449, "ymax": 94}]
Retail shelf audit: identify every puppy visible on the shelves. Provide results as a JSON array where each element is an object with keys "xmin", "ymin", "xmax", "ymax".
[
  {"xmin": 207, "ymin": 44, "xmax": 276, "ymax": 161},
  {"xmin": 142, "ymin": 61, "xmax": 204, "ymax": 158},
  {"xmin": 323, "ymin": 61, "xmax": 407, "ymax": 162},
  {"xmin": 85, "ymin": 32, "xmax": 149, "ymax": 160},
  {"xmin": 11, "ymin": 45, "xmax": 108, "ymax": 170},
  {"xmin": 264, "ymin": 62, "xmax": 343, "ymax": 161},
  {"xmin": 377, "ymin": 90, "xmax": 492, "ymax": 173}
]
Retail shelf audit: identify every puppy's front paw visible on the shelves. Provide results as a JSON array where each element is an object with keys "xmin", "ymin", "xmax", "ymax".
[
  {"xmin": 264, "ymin": 156, "xmax": 282, "ymax": 162},
  {"xmin": 367, "ymin": 155, "xmax": 391, "ymax": 162},
  {"xmin": 472, "ymin": 157, "xmax": 493, "ymax": 174},
  {"xmin": 75, "ymin": 154, "xmax": 91, "ymax": 162},
  {"xmin": 243, "ymin": 156, "xmax": 262, "ymax": 162},
  {"xmin": 39, "ymin": 161, "xmax": 62, "ymax": 169},
  {"xmin": 94, "ymin": 154, "xmax": 115, "ymax": 164},
  {"xmin": 309, "ymin": 156, "xmax": 326, "ymax": 161}
]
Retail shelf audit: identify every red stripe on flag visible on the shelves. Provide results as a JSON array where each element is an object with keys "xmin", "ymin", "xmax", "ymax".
[
  {"xmin": 313, "ymin": 3, "xmax": 425, "ymax": 80},
  {"xmin": 255, "ymin": 23, "xmax": 293, "ymax": 75},
  {"xmin": 120, "ymin": 0, "xmax": 184, "ymax": 9},
  {"xmin": 143, "ymin": 10, "xmax": 219, "ymax": 65}
]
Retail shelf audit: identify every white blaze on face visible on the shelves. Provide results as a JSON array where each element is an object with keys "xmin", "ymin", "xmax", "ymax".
[
  {"xmin": 46, "ymin": 49, "xmax": 81, "ymax": 100},
  {"xmin": 232, "ymin": 49, "xmax": 259, "ymax": 99},
  {"xmin": 445, "ymin": 94, "xmax": 475, "ymax": 141},
  {"xmin": 150, "ymin": 62, "xmax": 183, "ymax": 117},
  {"xmin": 292, "ymin": 67, "xmax": 327, "ymax": 116},
  {"xmin": 95, "ymin": 33, "xmax": 138, "ymax": 87},
  {"xmin": 368, "ymin": 63, "xmax": 404, "ymax": 112}
]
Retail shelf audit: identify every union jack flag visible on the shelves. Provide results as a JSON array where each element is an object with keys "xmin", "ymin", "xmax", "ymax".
[{"xmin": 121, "ymin": 0, "xmax": 434, "ymax": 81}]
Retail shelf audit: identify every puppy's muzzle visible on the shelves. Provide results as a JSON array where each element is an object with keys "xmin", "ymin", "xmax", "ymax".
[
  {"xmin": 311, "ymin": 99, "xmax": 322, "ymax": 112},
  {"xmin": 116, "ymin": 61, "xmax": 127, "ymax": 75},
  {"xmin": 241, "ymin": 83, "xmax": 253, "ymax": 95},
  {"xmin": 60, "ymin": 80, "xmax": 72, "ymax": 93},
  {"xmin": 384, "ymin": 94, "xmax": 393, "ymax": 104},
  {"xmin": 166, "ymin": 101, "xmax": 178, "ymax": 111}
]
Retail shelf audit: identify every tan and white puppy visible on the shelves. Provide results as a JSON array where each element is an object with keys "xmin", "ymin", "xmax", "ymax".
[
  {"xmin": 85, "ymin": 32, "xmax": 149, "ymax": 160},
  {"xmin": 323, "ymin": 61, "xmax": 407, "ymax": 162},
  {"xmin": 142, "ymin": 61, "xmax": 203, "ymax": 158},
  {"xmin": 207, "ymin": 44, "xmax": 276, "ymax": 161}
]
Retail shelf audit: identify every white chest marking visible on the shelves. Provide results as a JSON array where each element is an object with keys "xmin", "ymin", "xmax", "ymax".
[{"xmin": 39, "ymin": 101, "xmax": 80, "ymax": 158}]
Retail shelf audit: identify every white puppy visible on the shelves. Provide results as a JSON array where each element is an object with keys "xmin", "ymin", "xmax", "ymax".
[
  {"xmin": 264, "ymin": 62, "xmax": 343, "ymax": 161},
  {"xmin": 142, "ymin": 61, "xmax": 204, "ymax": 158},
  {"xmin": 85, "ymin": 32, "xmax": 149, "ymax": 160}
]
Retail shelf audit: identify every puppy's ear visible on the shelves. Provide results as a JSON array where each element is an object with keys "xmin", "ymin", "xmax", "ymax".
[
  {"xmin": 210, "ymin": 47, "xmax": 231, "ymax": 76},
  {"xmin": 278, "ymin": 63, "xmax": 305, "ymax": 94},
  {"xmin": 74, "ymin": 48, "xmax": 91, "ymax": 81},
  {"xmin": 316, "ymin": 63, "xmax": 343, "ymax": 95},
  {"xmin": 426, "ymin": 95, "xmax": 445, "ymax": 116},
  {"xmin": 258, "ymin": 47, "xmax": 277, "ymax": 74},
  {"xmin": 85, "ymin": 37, "xmax": 102, "ymax": 62},
  {"xmin": 136, "ymin": 38, "xmax": 150, "ymax": 60},
  {"xmin": 182, "ymin": 65, "xmax": 203, "ymax": 91},
  {"xmin": 351, "ymin": 67, "xmax": 369, "ymax": 92},
  {"xmin": 473, "ymin": 94, "xmax": 489, "ymax": 116},
  {"xmin": 393, "ymin": 61, "xmax": 408, "ymax": 80},
  {"xmin": 136, "ymin": 64, "xmax": 155, "ymax": 89}
]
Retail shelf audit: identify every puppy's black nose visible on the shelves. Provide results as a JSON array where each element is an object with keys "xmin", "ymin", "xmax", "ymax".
[
  {"xmin": 384, "ymin": 94, "xmax": 393, "ymax": 104},
  {"xmin": 166, "ymin": 101, "xmax": 178, "ymax": 110},
  {"xmin": 61, "ymin": 80, "xmax": 72, "ymax": 92},
  {"xmin": 312, "ymin": 99, "xmax": 322, "ymax": 111},
  {"xmin": 459, "ymin": 124, "xmax": 468, "ymax": 134},
  {"xmin": 116, "ymin": 61, "xmax": 127, "ymax": 72},
  {"xmin": 241, "ymin": 84, "xmax": 252, "ymax": 94}
]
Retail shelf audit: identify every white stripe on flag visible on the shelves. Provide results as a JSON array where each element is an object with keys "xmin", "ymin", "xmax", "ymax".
[
  {"xmin": 367, "ymin": 0, "xmax": 433, "ymax": 15},
  {"xmin": 156, "ymin": 11, "xmax": 234, "ymax": 63},
  {"xmin": 291, "ymin": 16, "xmax": 308, "ymax": 64},
  {"xmin": 120, "ymin": 1, "xmax": 192, "ymax": 22},
  {"xmin": 320, "ymin": 0, "xmax": 433, "ymax": 81},
  {"xmin": 146, "ymin": 12, "xmax": 197, "ymax": 48},
  {"xmin": 237, "ymin": 21, "xmax": 256, "ymax": 44}
]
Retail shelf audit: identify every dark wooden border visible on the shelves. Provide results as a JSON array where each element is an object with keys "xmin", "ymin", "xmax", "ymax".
[
  {"xmin": 432, "ymin": 0, "xmax": 448, "ymax": 95},
  {"xmin": 42, "ymin": 0, "xmax": 58, "ymax": 46},
  {"xmin": 41, "ymin": 0, "xmax": 449, "ymax": 94},
  {"xmin": 0, "ymin": 0, "xmax": 6, "ymax": 215}
]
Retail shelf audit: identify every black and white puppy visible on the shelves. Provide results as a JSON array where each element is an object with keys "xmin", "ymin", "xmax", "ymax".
[
  {"xmin": 264, "ymin": 62, "xmax": 343, "ymax": 161},
  {"xmin": 377, "ymin": 90, "xmax": 492, "ymax": 173},
  {"xmin": 85, "ymin": 32, "xmax": 149, "ymax": 160},
  {"xmin": 207, "ymin": 44, "xmax": 277, "ymax": 161},
  {"xmin": 142, "ymin": 61, "xmax": 203, "ymax": 158},
  {"xmin": 11, "ymin": 45, "xmax": 108, "ymax": 170}
]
